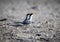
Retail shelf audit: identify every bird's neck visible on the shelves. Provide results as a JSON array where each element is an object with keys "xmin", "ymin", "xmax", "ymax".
[
  {"xmin": 30, "ymin": 15, "xmax": 33, "ymax": 21},
  {"xmin": 25, "ymin": 15, "xmax": 33, "ymax": 22},
  {"xmin": 25, "ymin": 15, "xmax": 30, "ymax": 20}
]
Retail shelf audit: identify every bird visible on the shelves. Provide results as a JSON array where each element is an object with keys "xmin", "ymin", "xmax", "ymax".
[
  {"xmin": 10, "ymin": 13, "xmax": 33, "ymax": 27},
  {"xmin": 23, "ymin": 13, "xmax": 33, "ymax": 25}
]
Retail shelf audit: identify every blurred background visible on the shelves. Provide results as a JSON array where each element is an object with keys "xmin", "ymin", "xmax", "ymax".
[{"xmin": 0, "ymin": 0, "xmax": 60, "ymax": 42}]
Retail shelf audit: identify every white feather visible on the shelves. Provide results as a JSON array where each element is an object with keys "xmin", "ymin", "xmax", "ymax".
[{"xmin": 30, "ymin": 15, "xmax": 33, "ymax": 21}]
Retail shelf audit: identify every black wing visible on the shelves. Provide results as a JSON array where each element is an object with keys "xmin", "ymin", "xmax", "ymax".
[{"xmin": 9, "ymin": 22, "xmax": 23, "ymax": 27}]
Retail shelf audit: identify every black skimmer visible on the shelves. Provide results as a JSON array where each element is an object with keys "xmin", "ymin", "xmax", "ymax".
[
  {"xmin": 10, "ymin": 13, "xmax": 33, "ymax": 27},
  {"xmin": 23, "ymin": 13, "xmax": 33, "ymax": 25}
]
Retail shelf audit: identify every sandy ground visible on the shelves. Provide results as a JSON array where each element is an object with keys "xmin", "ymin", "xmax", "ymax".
[{"xmin": 0, "ymin": 0, "xmax": 60, "ymax": 42}]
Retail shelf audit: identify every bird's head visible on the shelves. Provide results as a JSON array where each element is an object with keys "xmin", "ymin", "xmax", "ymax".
[
  {"xmin": 25, "ymin": 13, "xmax": 33, "ymax": 21},
  {"xmin": 23, "ymin": 13, "xmax": 34, "ymax": 24},
  {"xmin": 27, "ymin": 13, "xmax": 33, "ymax": 16}
]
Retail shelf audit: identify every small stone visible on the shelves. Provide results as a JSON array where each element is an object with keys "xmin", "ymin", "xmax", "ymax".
[
  {"xmin": 37, "ymin": 26, "xmax": 41, "ymax": 28},
  {"xmin": 52, "ymin": 25, "xmax": 54, "ymax": 27},
  {"xmin": 12, "ymin": 7, "xmax": 15, "ymax": 11},
  {"xmin": 36, "ymin": 34, "xmax": 41, "ymax": 36},
  {"xmin": 48, "ymin": 28, "xmax": 53, "ymax": 31},
  {"xmin": 40, "ymin": 38, "xmax": 49, "ymax": 41},
  {"xmin": 45, "ymin": 21, "xmax": 48, "ymax": 24},
  {"xmin": 55, "ymin": 8, "xmax": 59, "ymax": 10},
  {"xmin": 31, "ymin": 6, "xmax": 37, "ymax": 10},
  {"xmin": 56, "ymin": 15, "xmax": 60, "ymax": 18},
  {"xmin": 53, "ymin": 35, "xmax": 56, "ymax": 37}
]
